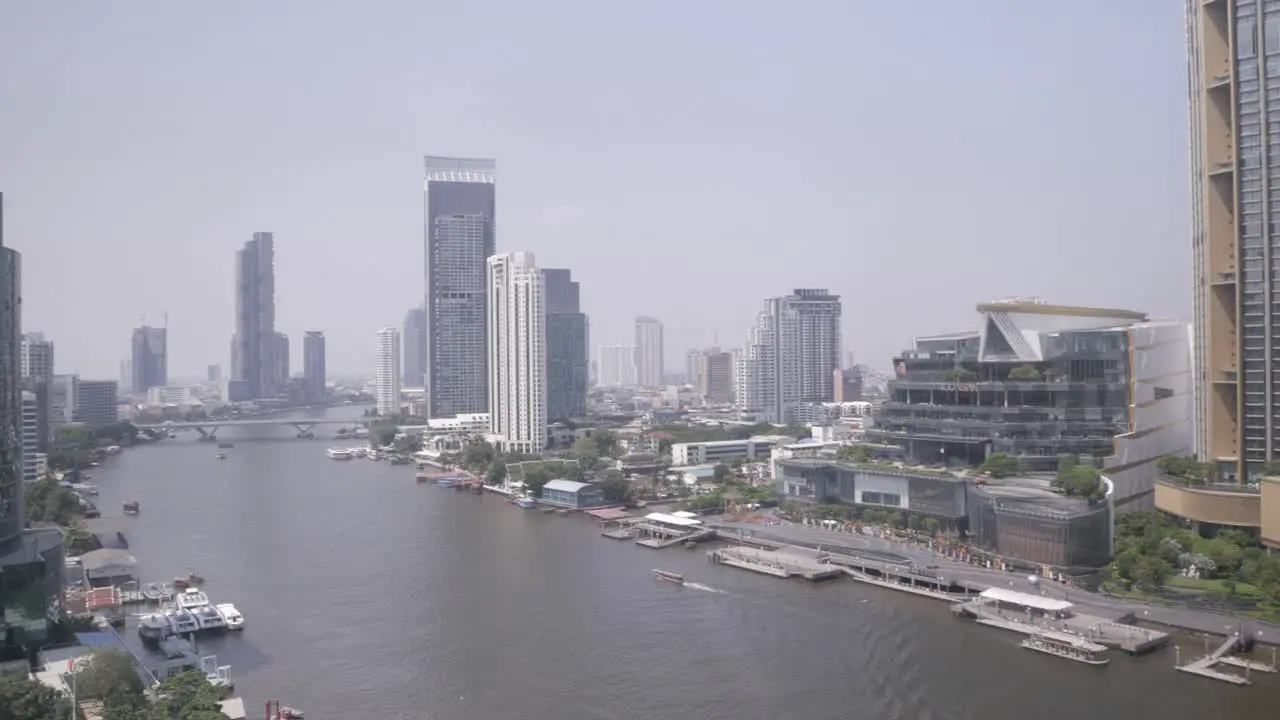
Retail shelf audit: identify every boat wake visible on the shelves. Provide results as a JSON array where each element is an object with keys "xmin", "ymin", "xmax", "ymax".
[{"xmin": 684, "ymin": 582, "xmax": 726, "ymax": 594}]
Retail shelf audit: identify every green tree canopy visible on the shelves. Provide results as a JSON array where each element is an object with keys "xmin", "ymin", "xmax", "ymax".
[
  {"xmin": 600, "ymin": 476, "xmax": 630, "ymax": 503},
  {"xmin": 25, "ymin": 479, "xmax": 83, "ymax": 526},
  {"xmin": 75, "ymin": 648, "xmax": 144, "ymax": 704},
  {"xmin": 153, "ymin": 670, "xmax": 230, "ymax": 720},
  {"xmin": 522, "ymin": 465, "xmax": 553, "ymax": 498},
  {"xmin": 978, "ymin": 453, "xmax": 1018, "ymax": 479},
  {"xmin": 0, "ymin": 676, "xmax": 73, "ymax": 720}
]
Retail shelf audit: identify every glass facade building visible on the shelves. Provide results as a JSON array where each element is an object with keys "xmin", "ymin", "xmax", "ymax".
[
  {"xmin": 0, "ymin": 528, "xmax": 65, "ymax": 662},
  {"xmin": 425, "ymin": 156, "xmax": 496, "ymax": 419},
  {"xmin": 0, "ymin": 246, "xmax": 20, "ymax": 547},
  {"xmin": 543, "ymin": 269, "xmax": 588, "ymax": 423},
  {"xmin": 864, "ymin": 302, "xmax": 1192, "ymax": 513}
]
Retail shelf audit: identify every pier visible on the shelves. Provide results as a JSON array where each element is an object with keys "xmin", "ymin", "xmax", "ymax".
[
  {"xmin": 1175, "ymin": 634, "xmax": 1278, "ymax": 685},
  {"xmin": 951, "ymin": 588, "xmax": 1168, "ymax": 655},
  {"xmin": 708, "ymin": 547, "xmax": 844, "ymax": 581}
]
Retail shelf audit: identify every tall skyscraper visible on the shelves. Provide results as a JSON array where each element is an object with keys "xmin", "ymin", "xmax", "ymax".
[
  {"xmin": 542, "ymin": 269, "xmax": 588, "ymax": 423},
  {"xmin": 130, "ymin": 325, "xmax": 168, "ymax": 393},
  {"xmin": 686, "ymin": 349, "xmax": 705, "ymax": 389},
  {"xmin": 402, "ymin": 305, "xmax": 427, "ymax": 388},
  {"xmin": 74, "ymin": 380, "xmax": 118, "ymax": 428},
  {"xmin": 274, "ymin": 332, "xmax": 290, "ymax": 388},
  {"xmin": 21, "ymin": 391, "xmax": 38, "ymax": 484},
  {"xmin": 20, "ymin": 332, "xmax": 53, "ymax": 450},
  {"xmin": 597, "ymin": 345, "xmax": 638, "ymax": 387},
  {"xmin": 233, "ymin": 232, "xmax": 277, "ymax": 399},
  {"xmin": 700, "ymin": 348, "xmax": 736, "ymax": 404},
  {"xmin": 487, "ymin": 252, "xmax": 546, "ymax": 455},
  {"xmin": 376, "ymin": 328, "xmax": 402, "ymax": 416},
  {"xmin": 303, "ymin": 331, "xmax": 326, "ymax": 402},
  {"xmin": 0, "ymin": 216, "xmax": 22, "ymax": 545},
  {"xmin": 1189, "ymin": 2, "xmax": 1273, "ymax": 480},
  {"xmin": 634, "ymin": 316, "xmax": 664, "ymax": 387},
  {"xmin": 739, "ymin": 289, "xmax": 842, "ymax": 424},
  {"xmin": 424, "ymin": 156, "xmax": 496, "ymax": 418}
]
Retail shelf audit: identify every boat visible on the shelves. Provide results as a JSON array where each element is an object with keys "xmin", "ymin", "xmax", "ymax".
[
  {"xmin": 436, "ymin": 477, "xmax": 458, "ymax": 488},
  {"xmin": 216, "ymin": 453, "xmax": 228, "ymax": 460},
  {"xmin": 216, "ymin": 603, "xmax": 244, "ymax": 631},
  {"xmin": 389, "ymin": 456, "xmax": 408, "ymax": 466},
  {"xmin": 266, "ymin": 701, "xmax": 305, "ymax": 720},
  {"xmin": 653, "ymin": 569, "xmax": 685, "ymax": 584},
  {"xmin": 415, "ymin": 472, "xmax": 435, "ymax": 483},
  {"xmin": 176, "ymin": 588, "xmax": 211, "ymax": 610},
  {"xmin": 327, "ymin": 448, "xmax": 354, "ymax": 460},
  {"xmin": 192, "ymin": 605, "xmax": 227, "ymax": 631},
  {"xmin": 168, "ymin": 609, "xmax": 200, "ymax": 635},
  {"xmin": 217, "ymin": 442, "xmax": 234, "ymax": 449},
  {"xmin": 122, "ymin": 501, "xmax": 140, "ymax": 515},
  {"xmin": 352, "ymin": 447, "xmax": 368, "ymax": 458},
  {"xmin": 1020, "ymin": 632, "xmax": 1110, "ymax": 665},
  {"xmin": 137, "ymin": 612, "xmax": 172, "ymax": 641},
  {"xmin": 368, "ymin": 451, "xmax": 381, "ymax": 461},
  {"xmin": 507, "ymin": 495, "xmax": 536, "ymax": 509}
]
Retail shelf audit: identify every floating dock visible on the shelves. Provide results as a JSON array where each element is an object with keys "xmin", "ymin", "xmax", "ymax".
[
  {"xmin": 708, "ymin": 546, "xmax": 844, "ymax": 582},
  {"xmin": 951, "ymin": 588, "xmax": 1168, "ymax": 655},
  {"xmin": 1176, "ymin": 634, "xmax": 1278, "ymax": 685}
]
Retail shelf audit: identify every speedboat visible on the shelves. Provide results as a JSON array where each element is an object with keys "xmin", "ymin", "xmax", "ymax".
[
  {"xmin": 122, "ymin": 501, "xmax": 140, "ymax": 515},
  {"xmin": 509, "ymin": 496, "xmax": 537, "ymax": 509},
  {"xmin": 176, "ymin": 588, "xmax": 211, "ymax": 610},
  {"xmin": 352, "ymin": 447, "xmax": 368, "ymax": 458},
  {"xmin": 653, "ymin": 569, "xmax": 685, "ymax": 584},
  {"xmin": 192, "ymin": 605, "xmax": 227, "ymax": 632},
  {"xmin": 327, "ymin": 448, "xmax": 353, "ymax": 460},
  {"xmin": 216, "ymin": 603, "xmax": 244, "ymax": 631}
]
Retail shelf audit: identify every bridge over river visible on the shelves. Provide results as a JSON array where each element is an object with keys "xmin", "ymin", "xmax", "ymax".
[{"xmin": 134, "ymin": 417, "xmax": 369, "ymax": 439}]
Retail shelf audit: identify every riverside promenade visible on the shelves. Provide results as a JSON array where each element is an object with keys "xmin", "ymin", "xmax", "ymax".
[{"xmin": 712, "ymin": 520, "xmax": 1280, "ymax": 642}]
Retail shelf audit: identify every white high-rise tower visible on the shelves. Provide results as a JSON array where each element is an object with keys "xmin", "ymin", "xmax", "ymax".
[
  {"xmin": 487, "ymin": 252, "xmax": 546, "ymax": 455},
  {"xmin": 375, "ymin": 328, "xmax": 402, "ymax": 416}
]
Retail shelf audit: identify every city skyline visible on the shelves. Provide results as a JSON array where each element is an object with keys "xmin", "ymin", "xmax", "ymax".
[{"xmin": 0, "ymin": 4, "xmax": 1188, "ymax": 379}]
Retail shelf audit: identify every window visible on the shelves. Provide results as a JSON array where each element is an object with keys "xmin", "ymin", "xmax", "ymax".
[
  {"xmin": 1267, "ymin": 16, "xmax": 1280, "ymax": 54},
  {"xmin": 1242, "ymin": 18, "xmax": 1259, "ymax": 59}
]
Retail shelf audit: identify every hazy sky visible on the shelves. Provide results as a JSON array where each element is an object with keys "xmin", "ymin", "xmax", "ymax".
[{"xmin": 0, "ymin": 1, "xmax": 1188, "ymax": 379}]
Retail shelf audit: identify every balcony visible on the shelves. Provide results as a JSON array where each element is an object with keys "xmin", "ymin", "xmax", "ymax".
[
  {"xmin": 1154, "ymin": 478, "xmax": 1260, "ymax": 527},
  {"xmin": 1213, "ymin": 371, "xmax": 1238, "ymax": 383},
  {"xmin": 1209, "ymin": 159, "xmax": 1235, "ymax": 176},
  {"xmin": 1208, "ymin": 71, "xmax": 1231, "ymax": 89},
  {"xmin": 1210, "ymin": 271, "xmax": 1237, "ymax": 286}
]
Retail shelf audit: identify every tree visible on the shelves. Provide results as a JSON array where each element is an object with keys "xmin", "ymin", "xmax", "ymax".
[
  {"xmin": 922, "ymin": 517, "xmax": 941, "ymax": 537},
  {"xmin": 523, "ymin": 465, "xmax": 552, "ymax": 498},
  {"xmin": 600, "ymin": 476, "xmax": 630, "ymax": 504},
  {"xmin": 563, "ymin": 463, "xmax": 586, "ymax": 482},
  {"xmin": 76, "ymin": 648, "xmax": 144, "ymax": 704},
  {"xmin": 153, "ymin": 670, "xmax": 229, "ymax": 720},
  {"xmin": 978, "ymin": 453, "xmax": 1018, "ymax": 479},
  {"xmin": 1053, "ymin": 465, "xmax": 1105, "ymax": 501},
  {"xmin": 591, "ymin": 429, "xmax": 619, "ymax": 458},
  {"xmin": 712, "ymin": 463, "xmax": 733, "ymax": 484},
  {"xmin": 25, "ymin": 479, "xmax": 83, "ymax": 526},
  {"xmin": 64, "ymin": 519, "xmax": 100, "ymax": 555},
  {"xmin": 464, "ymin": 440, "xmax": 497, "ymax": 470},
  {"xmin": 1133, "ymin": 556, "xmax": 1172, "ymax": 592},
  {"xmin": 0, "ymin": 675, "xmax": 73, "ymax": 720},
  {"xmin": 1007, "ymin": 365, "xmax": 1042, "ymax": 381},
  {"xmin": 485, "ymin": 461, "xmax": 507, "ymax": 486},
  {"xmin": 837, "ymin": 444, "xmax": 871, "ymax": 463}
]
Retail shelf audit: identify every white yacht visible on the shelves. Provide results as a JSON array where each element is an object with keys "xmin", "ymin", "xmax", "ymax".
[
  {"xmin": 192, "ymin": 605, "xmax": 227, "ymax": 631},
  {"xmin": 216, "ymin": 603, "xmax": 245, "ymax": 631},
  {"xmin": 176, "ymin": 588, "xmax": 211, "ymax": 610},
  {"xmin": 327, "ymin": 448, "xmax": 354, "ymax": 460},
  {"xmin": 352, "ymin": 447, "xmax": 368, "ymax": 458},
  {"xmin": 168, "ymin": 609, "xmax": 200, "ymax": 635}
]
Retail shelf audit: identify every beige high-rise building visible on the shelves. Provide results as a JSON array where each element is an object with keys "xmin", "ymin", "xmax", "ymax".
[{"xmin": 1179, "ymin": 0, "xmax": 1280, "ymax": 547}]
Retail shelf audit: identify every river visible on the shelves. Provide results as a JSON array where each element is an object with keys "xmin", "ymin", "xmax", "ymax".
[{"xmin": 87, "ymin": 406, "xmax": 1280, "ymax": 719}]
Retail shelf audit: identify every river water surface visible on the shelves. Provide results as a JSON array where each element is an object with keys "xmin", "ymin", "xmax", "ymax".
[{"xmin": 89, "ymin": 406, "xmax": 1280, "ymax": 719}]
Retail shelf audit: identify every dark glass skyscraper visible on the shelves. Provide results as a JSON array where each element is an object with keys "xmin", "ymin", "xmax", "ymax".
[
  {"xmin": 543, "ymin": 268, "xmax": 588, "ymax": 422},
  {"xmin": 233, "ymin": 232, "xmax": 276, "ymax": 399},
  {"xmin": 130, "ymin": 325, "xmax": 167, "ymax": 393},
  {"xmin": 402, "ymin": 305, "xmax": 426, "ymax": 388},
  {"xmin": 424, "ymin": 156, "xmax": 495, "ymax": 418},
  {"xmin": 303, "ymin": 331, "xmax": 326, "ymax": 401},
  {"xmin": 0, "ymin": 195, "xmax": 22, "ymax": 548}
]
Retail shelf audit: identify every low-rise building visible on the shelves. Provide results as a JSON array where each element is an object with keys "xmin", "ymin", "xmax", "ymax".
[
  {"xmin": 540, "ymin": 479, "xmax": 605, "ymax": 509},
  {"xmin": 671, "ymin": 435, "xmax": 795, "ymax": 466},
  {"xmin": 777, "ymin": 458, "xmax": 1114, "ymax": 568}
]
